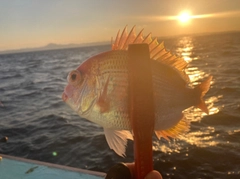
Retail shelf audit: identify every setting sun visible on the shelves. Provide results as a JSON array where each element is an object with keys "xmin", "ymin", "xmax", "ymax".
[{"xmin": 178, "ymin": 11, "xmax": 191, "ymax": 23}]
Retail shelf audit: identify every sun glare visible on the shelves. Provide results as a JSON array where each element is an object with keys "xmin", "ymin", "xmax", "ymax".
[{"xmin": 179, "ymin": 11, "xmax": 191, "ymax": 23}]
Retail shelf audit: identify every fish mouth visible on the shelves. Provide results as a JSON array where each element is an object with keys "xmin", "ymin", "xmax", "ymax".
[
  {"xmin": 62, "ymin": 84, "xmax": 74, "ymax": 102},
  {"xmin": 62, "ymin": 92, "xmax": 68, "ymax": 102}
]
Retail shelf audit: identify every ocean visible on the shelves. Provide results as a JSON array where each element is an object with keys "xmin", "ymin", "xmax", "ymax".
[{"xmin": 0, "ymin": 32, "xmax": 240, "ymax": 179}]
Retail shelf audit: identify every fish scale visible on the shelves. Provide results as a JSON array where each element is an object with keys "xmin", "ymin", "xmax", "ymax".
[{"xmin": 90, "ymin": 52, "xmax": 130, "ymax": 129}]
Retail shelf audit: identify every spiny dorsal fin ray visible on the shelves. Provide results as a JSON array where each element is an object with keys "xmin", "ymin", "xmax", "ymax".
[
  {"xmin": 143, "ymin": 33, "xmax": 152, "ymax": 44},
  {"xmin": 111, "ymin": 26, "xmax": 189, "ymax": 83},
  {"xmin": 122, "ymin": 26, "xmax": 136, "ymax": 50},
  {"xmin": 149, "ymin": 37, "xmax": 159, "ymax": 51},
  {"xmin": 150, "ymin": 42, "xmax": 164, "ymax": 58},
  {"xmin": 153, "ymin": 48, "xmax": 168, "ymax": 60},
  {"xmin": 133, "ymin": 28, "xmax": 144, "ymax": 43},
  {"xmin": 112, "ymin": 30, "xmax": 120, "ymax": 50},
  {"xmin": 118, "ymin": 26, "xmax": 128, "ymax": 50}
]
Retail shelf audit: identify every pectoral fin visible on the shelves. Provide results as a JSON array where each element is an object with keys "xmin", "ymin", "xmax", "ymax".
[{"xmin": 104, "ymin": 128, "xmax": 133, "ymax": 157}]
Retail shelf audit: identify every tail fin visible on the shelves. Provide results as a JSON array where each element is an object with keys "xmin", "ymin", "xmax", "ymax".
[{"xmin": 195, "ymin": 76, "xmax": 213, "ymax": 114}]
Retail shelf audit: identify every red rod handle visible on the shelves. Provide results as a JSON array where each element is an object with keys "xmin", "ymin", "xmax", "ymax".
[{"xmin": 128, "ymin": 44, "xmax": 155, "ymax": 179}]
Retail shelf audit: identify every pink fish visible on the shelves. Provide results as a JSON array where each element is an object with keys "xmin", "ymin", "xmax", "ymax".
[{"xmin": 62, "ymin": 26, "xmax": 212, "ymax": 157}]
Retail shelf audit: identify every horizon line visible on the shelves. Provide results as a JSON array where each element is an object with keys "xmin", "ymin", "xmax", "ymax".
[{"xmin": 1, "ymin": 29, "xmax": 240, "ymax": 55}]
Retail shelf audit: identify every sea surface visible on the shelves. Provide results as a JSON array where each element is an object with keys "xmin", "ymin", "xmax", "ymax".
[{"xmin": 1, "ymin": 32, "xmax": 240, "ymax": 179}]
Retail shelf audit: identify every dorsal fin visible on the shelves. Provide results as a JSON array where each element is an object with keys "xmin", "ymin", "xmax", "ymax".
[{"xmin": 111, "ymin": 26, "xmax": 190, "ymax": 83}]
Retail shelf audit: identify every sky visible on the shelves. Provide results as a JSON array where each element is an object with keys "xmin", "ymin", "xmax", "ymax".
[{"xmin": 1, "ymin": 0, "xmax": 240, "ymax": 51}]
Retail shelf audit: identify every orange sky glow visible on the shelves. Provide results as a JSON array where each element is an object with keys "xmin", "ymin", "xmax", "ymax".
[{"xmin": 1, "ymin": 0, "xmax": 240, "ymax": 51}]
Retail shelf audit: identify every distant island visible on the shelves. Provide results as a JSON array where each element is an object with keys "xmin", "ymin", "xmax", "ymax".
[
  {"xmin": 1, "ymin": 30, "xmax": 239, "ymax": 55},
  {"xmin": 0, "ymin": 41, "xmax": 110, "ymax": 55}
]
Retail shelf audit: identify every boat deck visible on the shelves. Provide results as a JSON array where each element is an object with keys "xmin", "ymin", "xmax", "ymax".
[{"xmin": 0, "ymin": 154, "xmax": 106, "ymax": 179}]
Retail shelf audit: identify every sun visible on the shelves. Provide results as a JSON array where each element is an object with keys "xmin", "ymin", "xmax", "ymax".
[{"xmin": 178, "ymin": 11, "xmax": 191, "ymax": 23}]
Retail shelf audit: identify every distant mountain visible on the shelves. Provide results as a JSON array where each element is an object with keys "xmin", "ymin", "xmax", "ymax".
[
  {"xmin": 1, "ymin": 30, "xmax": 239, "ymax": 55},
  {"xmin": 0, "ymin": 41, "xmax": 110, "ymax": 55}
]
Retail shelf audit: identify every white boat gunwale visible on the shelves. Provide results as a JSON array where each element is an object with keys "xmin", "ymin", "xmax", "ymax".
[{"xmin": 0, "ymin": 153, "xmax": 106, "ymax": 178}]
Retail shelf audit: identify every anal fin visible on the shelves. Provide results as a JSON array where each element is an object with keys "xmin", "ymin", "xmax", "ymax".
[{"xmin": 155, "ymin": 115, "xmax": 190, "ymax": 140}]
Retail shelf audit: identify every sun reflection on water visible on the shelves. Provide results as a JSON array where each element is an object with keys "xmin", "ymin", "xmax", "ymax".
[
  {"xmin": 176, "ymin": 36, "xmax": 220, "ymax": 119},
  {"xmin": 180, "ymin": 36, "xmax": 221, "ymax": 147},
  {"xmin": 176, "ymin": 37, "xmax": 194, "ymax": 63},
  {"xmin": 182, "ymin": 128, "xmax": 219, "ymax": 148}
]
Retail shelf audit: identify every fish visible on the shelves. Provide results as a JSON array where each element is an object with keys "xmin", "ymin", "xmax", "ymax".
[{"xmin": 62, "ymin": 26, "xmax": 212, "ymax": 157}]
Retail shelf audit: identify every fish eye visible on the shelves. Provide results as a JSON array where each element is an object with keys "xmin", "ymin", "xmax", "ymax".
[
  {"xmin": 67, "ymin": 70, "xmax": 83, "ymax": 86},
  {"xmin": 71, "ymin": 73, "xmax": 77, "ymax": 81}
]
